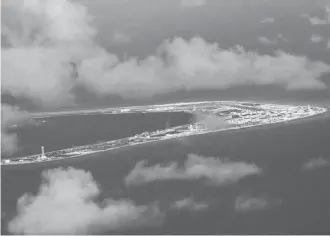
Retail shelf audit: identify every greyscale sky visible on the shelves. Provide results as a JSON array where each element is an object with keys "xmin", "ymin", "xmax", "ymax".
[
  {"xmin": 79, "ymin": 0, "xmax": 330, "ymax": 59},
  {"xmin": 1, "ymin": 0, "xmax": 330, "ymax": 111}
]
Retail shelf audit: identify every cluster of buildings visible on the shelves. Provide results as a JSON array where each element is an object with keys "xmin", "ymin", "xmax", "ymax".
[
  {"xmin": 213, "ymin": 103, "xmax": 325, "ymax": 127},
  {"xmin": 127, "ymin": 123, "xmax": 203, "ymax": 144},
  {"xmin": 2, "ymin": 146, "xmax": 48, "ymax": 165},
  {"xmin": 1, "ymin": 102, "xmax": 326, "ymax": 166}
]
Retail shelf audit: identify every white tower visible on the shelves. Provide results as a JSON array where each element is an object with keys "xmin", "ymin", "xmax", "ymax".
[{"xmin": 41, "ymin": 146, "xmax": 46, "ymax": 158}]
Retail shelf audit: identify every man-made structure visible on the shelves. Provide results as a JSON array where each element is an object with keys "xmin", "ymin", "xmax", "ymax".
[
  {"xmin": 1, "ymin": 101, "xmax": 327, "ymax": 166},
  {"xmin": 37, "ymin": 146, "xmax": 47, "ymax": 161}
]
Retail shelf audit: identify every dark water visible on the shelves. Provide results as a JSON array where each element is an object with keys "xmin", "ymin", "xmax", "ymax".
[
  {"xmin": 2, "ymin": 112, "xmax": 330, "ymax": 234},
  {"xmin": 4, "ymin": 112, "xmax": 193, "ymax": 158}
]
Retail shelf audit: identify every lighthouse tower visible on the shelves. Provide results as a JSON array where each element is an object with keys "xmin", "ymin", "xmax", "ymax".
[{"xmin": 41, "ymin": 146, "xmax": 46, "ymax": 159}]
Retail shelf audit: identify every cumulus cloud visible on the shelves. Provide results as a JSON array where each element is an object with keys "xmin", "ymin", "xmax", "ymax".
[
  {"xmin": 1, "ymin": 104, "xmax": 31, "ymax": 156},
  {"xmin": 2, "ymin": 0, "xmax": 330, "ymax": 109},
  {"xmin": 260, "ymin": 17, "xmax": 275, "ymax": 24},
  {"xmin": 307, "ymin": 5, "xmax": 330, "ymax": 25},
  {"xmin": 8, "ymin": 167, "xmax": 163, "ymax": 235},
  {"xmin": 180, "ymin": 0, "xmax": 206, "ymax": 7},
  {"xmin": 234, "ymin": 195, "xmax": 281, "ymax": 213},
  {"xmin": 153, "ymin": 37, "xmax": 328, "ymax": 91},
  {"xmin": 310, "ymin": 34, "xmax": 324, "ymax": 43},
  {"xmin": 309, "ymin": 17, "xmax": 328, "ymax": 25},
  {"xmin": 258, "ymin": 36, "xmax": 276, "ymax": 45},
  {"xmin": 171, "ymin": 197, "xmax": 210, "ymax": 211},
  {"xmin": 1, "ymin": 0, "xmax": 96, "ymax": 107},
  {"xmin": 302, "ymin": 157, "xmax": 330, "ymax": 171},
  {"xmin": 112, "ymin": 31, "xmax": 131, "ymax": 44},
  {"xmin": 302, "ymin": 7, "xmax": 330, "ymax": 49},
  {"xmin": 125, "ymin": 154, "xmax": 262, "ymax": 186},
  {"xmin": 277, "ymin": 34, "xmax": 288, "ymax": 43},
  {"xmin": 1, "ymin": 104, "xmax": 30, "ymax": 127},
  {"xmin": 258, "ymin": 34, "xmax": 288, "ymax": 46}
]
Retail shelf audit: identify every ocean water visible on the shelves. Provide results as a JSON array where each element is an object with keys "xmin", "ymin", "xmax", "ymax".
[
  {"xmin": 4, "ymin": 111, "xmax": 193, "ymax": 158},
  {"xmin": 1, "ymin": 112, "xmax": 330, "ymax": 234}
]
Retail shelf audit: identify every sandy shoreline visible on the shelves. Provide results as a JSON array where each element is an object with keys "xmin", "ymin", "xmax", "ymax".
[
  {"xmin": 29, "ymin": 99, "xmax": 330, "ymax": 119},
  {"xmin": 2, "ymin": 106, "xmax": 327, "ymax": 167}
]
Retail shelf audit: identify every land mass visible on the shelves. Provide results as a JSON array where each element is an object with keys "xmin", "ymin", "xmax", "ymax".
[{"xmin": 1, "ymin": 101, "xmax": 327, "ymax": 165}]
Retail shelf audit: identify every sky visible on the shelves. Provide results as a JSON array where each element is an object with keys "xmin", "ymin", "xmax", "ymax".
[
  {"xmin": 80, "ymin": 0, "xmax": 330, "ymax": 59},
  {"xmin": 77, "ymin": 0, "xmax": 330, "ymax": 64}
]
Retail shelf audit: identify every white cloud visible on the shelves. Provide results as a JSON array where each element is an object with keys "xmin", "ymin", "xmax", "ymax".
[
  {"xmin": 2, "ymin": 0, "xmax": 330, "ymax": 109},
  {"xmin": 260, "ymin": 17, "xmax": 275, "ymax": 24},
  {"xmin": 234, "ymin": 195, "xmax": 281, "ymax": 213},
  {"xmin": 8, "ymin": 167, "xmax": 164, "ymax": 235},
  {"xmin": 307, "ymin": 5, "xmax": 330, "ymax": 25},
  {"xmin": 193, "ymin": 111, "xmax": 230, "ymax": 130},
  {"xmin": 258, "ymin": 36, "xmax": 276, "ymax": 45},
  {"xmin": 171, "ymin": 197, "xmax": 210, "ymax": 211},
  {"xmin": 180, "ymin": 0, "xmax": 206, "ymax": 7},
  {"xmin": 1, "ymin": 0, "xmax": 95, "ymax": 107},
  {"xmin": 277, "ymin": 34, "xmax": 288, "ymax": 43},
  {"xmin": 1, "ymin": 104, "xmax": 30, "ymax": 128},
  {"xmin": 1, "ymin": 104, "xmax": 31, "ymax": 156},
  {"xmin": 302, "ymin": 157, "xmax": 330, "ymax": 171},
  {"xmin": 125, "ymin": 154, "xmax": 262, "ymax": 186},
  {"xmin": 258, "ymin": 34, "xmax": 288, "ymax": 46},
  {"xmin": 310, "ymin": 34, "xmax": 324, "ymax": 43},
  {"xmin": 112, "ymin": 31, "xmax": 131, "ymax": 44},
  {"xmin": 79, "ymin": 37, "xmax": 330, "ymax": 97},
  {"xmin": 309, "ymin": 17, "xmax": 328, "ymax": 25}
]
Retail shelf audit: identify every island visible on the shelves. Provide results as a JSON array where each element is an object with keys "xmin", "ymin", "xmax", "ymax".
[{"xmin": 1, "ymin": 101, "xmax": 327, "ymax": 165}]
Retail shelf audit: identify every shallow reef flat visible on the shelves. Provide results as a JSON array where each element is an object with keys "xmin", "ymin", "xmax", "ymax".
[{"xmin": 2, "ymin": 101, "xmax": 326, "ymax": 166}]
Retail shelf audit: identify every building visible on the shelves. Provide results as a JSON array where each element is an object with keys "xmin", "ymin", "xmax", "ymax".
[
  {"xmin": 38, "ymin": 146, "xmax": 47, "ymax": 160},
  {"xmin": 2, "ymin": 159, "xmax": 11, "ymax": 164},
  {"xmin": 189, "ymin": 124, "xmax": 196, "ymax": 132}
]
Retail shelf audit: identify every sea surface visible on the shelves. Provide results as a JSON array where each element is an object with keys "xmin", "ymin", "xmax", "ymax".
[
  {"xmin": 1, "ymin": 110, "xmax": 330, "ymax": 234},
  {"xmin": 4, "ymin": 111, "xmax": 193, "ymax": 158}
]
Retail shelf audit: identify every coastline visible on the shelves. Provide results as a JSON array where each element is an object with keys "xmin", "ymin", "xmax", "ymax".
[
  {"xmin": 2, "ymin": 103, "xmax": 327, "ymax": 166},
  {"xmin": 29, "ymin": 99, "xmax": 329, "ymax": 119},
  {"xmin": 29, "ymin": 101, "xmax": 217, "ymax": 118}
]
